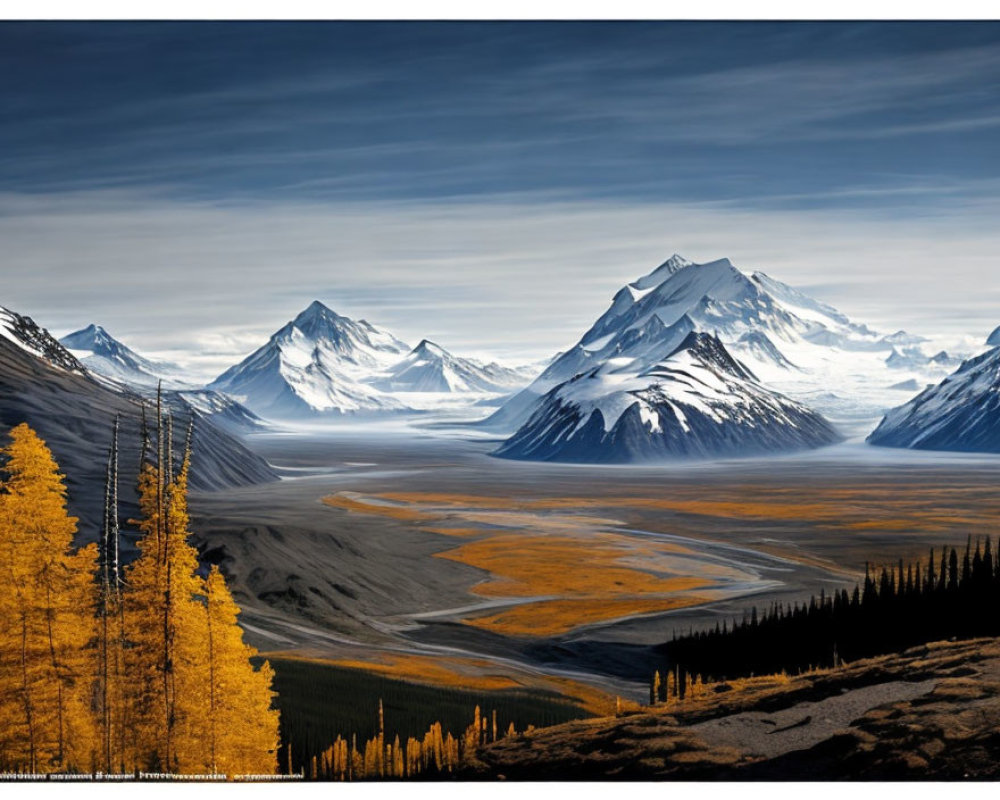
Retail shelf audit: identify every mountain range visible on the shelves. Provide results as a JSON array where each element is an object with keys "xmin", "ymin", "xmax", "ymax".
[
  {"xmin": 60, "ymin": 323, "xmax": 187, "ymax": 388},
  {"xmin": 868, "ymin": 342, "xmax": 1000, "ymax": 453},
  {"xmin": 7, "ymin": 250, "xmax": 994, "ymax": 464},
  {"xmin": 371, "ymin": 339, "xmax": 531, "ymax": 394}
]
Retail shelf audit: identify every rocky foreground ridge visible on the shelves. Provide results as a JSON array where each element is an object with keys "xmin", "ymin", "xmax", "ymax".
[{"xmin": 463, "ymin": 637, "xmax": 1000, "ymax": 780}]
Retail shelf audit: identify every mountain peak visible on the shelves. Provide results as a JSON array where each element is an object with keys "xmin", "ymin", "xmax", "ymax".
[
  {"xmin": 630, "ymin": 253, "xmax": 693, "ymax": 292},
  {"xmin": 295, "ymin": 299, "xmax": 341, "ymax": 322},
  {"xmin": 413, "ymin": 338, "xmax": 447, "ymax": 356},
  {"xmin": 61, "ymin": 323, "xmax": 119, "ymax": 352},
  {"xmin": 213, "ymin": 302, "xmax": 411, "ymax": 416},
  {"xmin": 59, "ymin": 323, "xmax": 180, "ymax": 387},
  {"xmin": 663, "ymin": 253, "xmax": 690, "ymax": 269}
]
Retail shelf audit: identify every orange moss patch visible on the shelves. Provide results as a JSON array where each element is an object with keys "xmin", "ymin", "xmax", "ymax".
[
  {"xmin": 841, "ymin": 519, "xmax": 929, "ymax": 531},
  {"xmin": 465, "ymin": 595, "xmax": 715, "ymax": 638},
  {"xmin": 321, "ymin": 491, "xmax": 761, "ymax": 636},
  {"xmin": 434, "ymin": 533, "xmax": 710, "ymax": 599},
  {"xmin": 323, "ymin": 493, "xmax": 431, "ymax": 522},
  {"xmin": 329, "ymin": 654, "xmax": 523, "ymax": 692},
  {"xmin": 423, "ymin": 526, "xmax": 489, "ymax": 538}
]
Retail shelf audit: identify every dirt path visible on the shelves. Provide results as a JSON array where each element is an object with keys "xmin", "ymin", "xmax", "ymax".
[{"xmin": 691, "ymin": 679, "xmax": 937, "ymax": 758}]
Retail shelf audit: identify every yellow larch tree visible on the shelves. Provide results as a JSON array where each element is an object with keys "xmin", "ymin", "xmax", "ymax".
[
  {"xmin": 125, "ymin": 405, "xmax": 278, "ymax": 775},
  {"xmin": 201, "ymin": 565, "xmax": 280, "ymax": 776},
  {"xmin": 123, "ymin": 415, "xmax": 207, "ymax": 773},
  {"xmin": 0, "ymin": 423, "xmax": 98, "ymax": 773}
]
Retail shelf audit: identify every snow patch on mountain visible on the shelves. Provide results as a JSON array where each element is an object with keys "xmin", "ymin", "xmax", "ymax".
[
  {"xmin": 1, "ymin": 307, "xmax": 86, "ymax": 374},
  {"xmin": 173, "ymin": 389, "xmax": 270, "ymax": 435},
  {"xmin": 371, "ymin": 339, "xmax": 532, "ymax": 394}
]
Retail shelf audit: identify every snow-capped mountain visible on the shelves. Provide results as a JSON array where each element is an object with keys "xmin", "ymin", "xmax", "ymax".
[
  {"xmin": 60, "ymin": 324, "xmax": 184, "ymax": 388},
  {"xmin": 371, "ymin": 339, "xmax": 532, "ymax": 394},
  {"xmin": 495, "ymin": 332, "xmax": 840, "ymax": 463},
  {"xmin": 487, "ymin": 254, "xmax": 949, "ymax": 439},
  {"xmin": 885, "ymin": 346, "xmax": 961, "ymax": 372},
  {"xmin": 867, "ymin": 345, "xmax": 1000, "ymax": 453},
  {"xmin": 209, "ymin": 300, "xmax": 412, "ymax": 418}
]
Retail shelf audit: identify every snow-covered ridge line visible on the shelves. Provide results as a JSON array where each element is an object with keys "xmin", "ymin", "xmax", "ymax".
[
  {"xmin": 1, "ymin": 307, "xmax": 86, "ymax": 374},
  {"xmin": 868, "ymin": 340, "xmax": 1000, "ymax": 453},
  {"xmin": 60, "ymin": 323, "xmax": 188, "ymax": 389}
]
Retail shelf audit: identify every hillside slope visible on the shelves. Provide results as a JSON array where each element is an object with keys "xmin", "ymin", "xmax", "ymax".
[
  {"xmin": 466, "ymin": 636, "xmax": 1000, "ymax": 780},
  {"xmin": 0, "ymin": 307, "xmax": 278, "ymax": 541}
]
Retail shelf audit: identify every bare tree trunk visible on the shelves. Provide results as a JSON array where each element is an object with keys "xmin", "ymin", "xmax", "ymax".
[
  {"xmin": 100, "ymin": 429, "xmax": 114, "ymax": 772},
  {"xmin": 116, "ymin": 591, "xmax": 127, "ymax": 774},
  {"xmin": 155, "ymin": 383, "xmax": 173, "ymax": 771},
  {"xmin": 207, "ymin": 593, "xmax": 217, "ymax": 774},
  {"xmin": 110, "ymin": 416, "xmax": 120, "ymax": 592},
  {"xmin": 19, "ymin": 611, "xmax": 36, "ymax": 773},
  {"xmin": 43, "ymin": 577, "xmax": 65, "ymax": 768}
]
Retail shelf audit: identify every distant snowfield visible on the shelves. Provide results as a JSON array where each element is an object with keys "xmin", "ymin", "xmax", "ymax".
[{"xmin": 249, "ymin": 412, "xmax": 1000, "ymax": 473}]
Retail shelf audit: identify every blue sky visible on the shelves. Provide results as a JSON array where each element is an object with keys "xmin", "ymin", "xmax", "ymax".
[{"xmin": 2, "ymin": 21, "xmax": 1000, "ymax": 373}]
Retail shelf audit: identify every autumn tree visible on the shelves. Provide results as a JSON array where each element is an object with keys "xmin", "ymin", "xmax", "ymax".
[
  {"xmin": 0, "ymin": 424, "xmax": 98, "ymax": 773},
  {"xmin": 124, "ymin": 398, "xmax": 278, "ymax": 775},
  {"xmin": 123, "ymin": 411, "xmax": 206, "ymax": 772},
  {"xmin": 200, "ymin": 565, "xmax": 280, "ymax": 775}
]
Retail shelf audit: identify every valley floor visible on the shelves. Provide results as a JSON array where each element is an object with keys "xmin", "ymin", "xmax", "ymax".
[{"xmin": 189, "ymin": 425, "xmax": 1000, "ymax": 710}]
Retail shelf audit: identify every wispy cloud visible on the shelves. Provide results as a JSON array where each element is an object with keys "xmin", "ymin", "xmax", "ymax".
[{"xmin": 3, "ymin": 23, "xmax": 1000, "ymax": 203}]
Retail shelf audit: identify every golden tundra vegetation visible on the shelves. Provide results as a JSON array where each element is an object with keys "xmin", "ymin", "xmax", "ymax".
[
  {"xmin": 324, "ymin": 491, "xmax": 751, "ymax": 637},
  {"xmin": 0, "ymin": 421, "xmax": 278, "ymax": 776},
  {"xmin": 325, "ymin": 480, "xmax": 1000, "ymax": 639}
]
